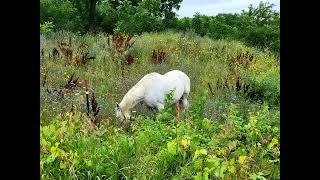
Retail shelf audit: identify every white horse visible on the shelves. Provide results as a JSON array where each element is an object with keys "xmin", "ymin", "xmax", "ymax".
[{"xmin": 115, "ymin": 70, "xmax": 190, "ymax": 124}]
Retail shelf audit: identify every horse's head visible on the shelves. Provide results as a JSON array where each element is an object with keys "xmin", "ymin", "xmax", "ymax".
[{"xmin": 115, "ymin": 103, "xmax": 131, "ymax": 124}]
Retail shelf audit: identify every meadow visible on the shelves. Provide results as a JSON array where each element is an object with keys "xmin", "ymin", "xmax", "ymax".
[{"xmin": 40, "ymin": 30, "xmax": 280, "ymax": 179}]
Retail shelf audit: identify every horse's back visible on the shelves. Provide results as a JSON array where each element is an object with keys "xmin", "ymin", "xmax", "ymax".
[
  {"xmin": 139, "ymin": 71, "xmax": 184, "ymax": 105},
  {"xmin": 141, "ymin": 70, "xmax": 189, "ymax": 86},
  {"xmin": 136, "ymin": 72, "xmax": 162, "ymax": 86},
  {"xmin": 164, "ymin": 70, "xmax": 190, "ymax": 94},
  {"xmin": 137, "ymin": 72, "xmax": 165, "ymax": 95},
  {"xmin": 164, "ymin": 70, "xmax": 190, "ymax": 83}
]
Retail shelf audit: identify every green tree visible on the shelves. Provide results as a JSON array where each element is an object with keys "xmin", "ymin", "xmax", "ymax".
[
  {"xmin": 69, "ymin": 0, "xmax": 102, "ymax": 32},
  {"xmin": 239, "ymin": 1, "xmax": 280, "ymax": 51},
  {"xmin": 208, "ymin": 14, "xmax": 239, "ymax": 39},
  {"xmin": 177, "ymin": 17, "xmax": 192, "ymax": 31},
  {"xmin": 96, "ymin": 0, "xmax": 118, "ymax": 33},
  {"xmin": 40, "ymin": 0, "xmax": 83, "ymax": 32},
  {"xmin": 158, "ymin": 0, "xmax": 183, "ymax": 18},
  {"xmin": 114, "ymin": 0, "xmax": 163, "ymax": 34},
  {"xmin": 191, "ymin": 13, "xmax": 204, "ymax": 36}
]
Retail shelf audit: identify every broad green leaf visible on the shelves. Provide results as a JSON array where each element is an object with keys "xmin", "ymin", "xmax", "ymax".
[
  {"xmin": 200, "ymin": 149, "xmax": 208, "ymax": 156},
  {"xmin": 203, "ymin": 172, "xmax": 209, "ymax": 180},
  {"xmin": 206, "ymin": 156, "xmax": 220, "ymax": 168},
  {"xmin": 219, "ymin": 161, "xmax": 228, "ymax": 177},
  {"xmin": 167, "ymin": 140, "xmax": 178, "ymax": 155},
  {"xmin": 60, "ymin": 162, "xmax": 66, "ymax": 169},
  {"xmin": 194, "ymin": 172, "xmax": 203, "ymax": 180},
  {"xmin": 72, "ymin": 159, "xmax": 80, "ymax": 166},
  {"xmin": 85, "ymin": 160, "xmax": 93, "ymax": 167}
]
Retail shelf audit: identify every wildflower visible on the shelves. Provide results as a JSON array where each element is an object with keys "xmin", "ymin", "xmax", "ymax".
[
  {"xmin": 228, "ymin": 166, "xmax": 236, "ymax": 173},
  {"xmin": 238, "ymin": 156, "xmax": 247, "ymax": 165},
  {"xmin": 179, "ymin": 139, "xmax": 190, "ymax": 148}
]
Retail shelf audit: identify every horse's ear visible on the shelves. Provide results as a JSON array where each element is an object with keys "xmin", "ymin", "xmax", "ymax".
[{"xmin": 116, "ymin": 103, "xmax": 120, "ymax": 109}]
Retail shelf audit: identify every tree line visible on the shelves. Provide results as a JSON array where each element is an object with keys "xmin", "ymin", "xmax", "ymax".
[{"xmin": 40, "ymin": 0, "xmax": 279, "ymax": 52}]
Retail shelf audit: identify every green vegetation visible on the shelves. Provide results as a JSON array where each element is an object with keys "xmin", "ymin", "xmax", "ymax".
[
  {"xmin": 40, "ymin": 0, "xmax": 280, "ymax": 179},
  {"xmin": 40, "ymin": 31, "xmax": 280, "ymax": 179},
  {"xmin": 40, "ymin": 0, "xmax": 279, "ymax": 52}
]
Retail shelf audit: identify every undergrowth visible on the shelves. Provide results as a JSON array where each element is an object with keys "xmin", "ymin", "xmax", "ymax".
[{"xmin": 40, "ymin": 31, "xmax": 280, "ymax": 179}]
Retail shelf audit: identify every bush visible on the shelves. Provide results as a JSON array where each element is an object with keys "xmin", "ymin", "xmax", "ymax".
[
  {"xmin": 40, "ymin": 21, "xmax": 55, "ymax": 34},
  {"xmin": 240, "ymin": 53, "xmax": 280, "ymax": 105}
]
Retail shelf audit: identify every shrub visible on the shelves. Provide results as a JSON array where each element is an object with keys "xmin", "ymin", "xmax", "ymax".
[{"xmin": 40, "ymin": 21, "xmax": 55, "ymax": 34}]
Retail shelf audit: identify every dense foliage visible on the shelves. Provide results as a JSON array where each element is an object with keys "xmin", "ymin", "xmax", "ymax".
[
  {"xmin": 40, "ymin": 31, "xmax": 280, "ymax": 179},
  {"xmin": 40, "ymin": 0, "xmax": 280, "ymax": 52}
]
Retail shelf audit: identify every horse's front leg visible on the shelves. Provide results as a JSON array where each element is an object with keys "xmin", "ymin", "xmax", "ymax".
[{"xmin": 155, "ymin": 103, "xmax": 164, "ymax": 111}]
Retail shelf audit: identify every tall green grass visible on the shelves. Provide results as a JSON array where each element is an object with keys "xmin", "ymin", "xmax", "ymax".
[{"xmin": 40, "ymin": 31, "xmax": 279, "ymax": 179}]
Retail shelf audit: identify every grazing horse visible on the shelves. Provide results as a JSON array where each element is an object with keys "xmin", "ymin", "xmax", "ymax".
[{"xmin": 115, "ymin": 70, "xmax": 190, "ymax": 125}]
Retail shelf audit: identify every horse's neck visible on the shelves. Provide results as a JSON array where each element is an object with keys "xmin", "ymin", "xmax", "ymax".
[{"xmin": 120, "ymin": 86, "xmax": 144, "ymax": 112}]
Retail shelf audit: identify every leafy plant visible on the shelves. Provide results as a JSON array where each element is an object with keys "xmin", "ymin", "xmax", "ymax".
[{"xmin": 40, "ymin": 21, "xmax": 55, "ymax": 34}]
